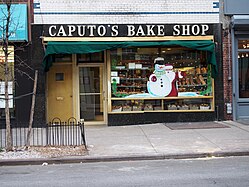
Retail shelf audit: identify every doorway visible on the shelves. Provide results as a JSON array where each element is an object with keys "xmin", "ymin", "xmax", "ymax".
[
  {"xmin": 78, "ymin": 65, "xmax": 106, "ymax": 124},
  {"xmin": 234, "ymin": 38, "xmax": 249, "ymax": 120},
  {"xmin": 47, "ymin": 63, "xmax": 73, "ymax": 122}
]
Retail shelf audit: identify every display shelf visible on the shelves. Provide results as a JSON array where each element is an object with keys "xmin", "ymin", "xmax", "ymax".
[
  {"xmin": 109, "ymin": 109, "xmax": 215, "ymax": 114},
  {"xmin": 109, "ymin": 111, "xmax": 144, "ymax": 114},
  {"xmin": 178, "ymin": 85, "xmax": 207, "ymax": 87},
  {"xmin": 116, "ymin": 85, "xmax": 147, "ymax": 88},
  {"xmin": 144, "ymin": 109, "xmax": 214, "ymax": 113},
  {"xmin": 110, "ymin": 96, "xmax": 214, "ymax": 113},
  {"xmin": 112, "ymin": 68, "xmax": 151, "ymax": 71},
  {"xmin": 120, "ymin": 77, "xmax": 147, "ymax": 79},
  {"xmin": 111, "ymin": 96, "xmax": 213, "ymax": 100}
]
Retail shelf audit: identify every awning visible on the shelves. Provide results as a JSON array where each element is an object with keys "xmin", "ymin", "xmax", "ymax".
[
  {"xmin": 232, "ymin": 15, "xmax": 249, "ymax": 29},
  {"xmin": 43, "ymin": 40, "xmax": 218, "ymax": 77}
]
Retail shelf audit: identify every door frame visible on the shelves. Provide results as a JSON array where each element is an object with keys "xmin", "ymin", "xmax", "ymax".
[
  {"xmin": 75, "ymin": 62, "xmax": 108, "ymax": 125},
  {"xmin": 233, "ymin": 34, "xmax": 249, "ymax": 120},
  {"xmin": 46, "ymin": 61, "xmax": 74, "ymax": 123}
]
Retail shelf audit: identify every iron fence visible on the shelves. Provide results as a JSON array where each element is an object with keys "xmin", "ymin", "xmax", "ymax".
[{"xmin": 0, "ymin": 118, "xmax": 86, "ymax": 148}]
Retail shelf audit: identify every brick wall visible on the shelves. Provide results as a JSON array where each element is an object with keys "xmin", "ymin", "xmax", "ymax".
[
  {"xmin": 222, "ymin": 29, "xmax": 233, "ymax": 120},
  {"xmin": 33, "ymin": 0, "xmax": 219, "ymax": 24}
]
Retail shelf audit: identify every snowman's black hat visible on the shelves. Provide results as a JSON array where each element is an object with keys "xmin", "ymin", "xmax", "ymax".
[{"xmin": 154, "ymin": 57, "xmax": 165, "ymax": 65}]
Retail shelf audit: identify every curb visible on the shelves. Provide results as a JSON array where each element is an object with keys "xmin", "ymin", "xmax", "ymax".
[{"xmin": 1, "ymin": 151, "xmax": 249, "ymax": 166}]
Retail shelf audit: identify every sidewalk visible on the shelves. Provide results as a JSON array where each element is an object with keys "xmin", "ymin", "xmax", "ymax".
[
  {"xmin": 85, "ymin": 120, "xmax": 249, "ymax": 158},
  {"xmin": 1, "ymin": 121, "xmax": 249, "ymax": 166}
]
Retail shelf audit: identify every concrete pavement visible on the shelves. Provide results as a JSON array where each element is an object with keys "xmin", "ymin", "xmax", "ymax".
[
  {"xmin": 85, "ymin": 121, "xmax": 249, "ymax": 158},
  {"xmin": 1, "ymin": 121, "xmax": 249, "ymax": 166}
]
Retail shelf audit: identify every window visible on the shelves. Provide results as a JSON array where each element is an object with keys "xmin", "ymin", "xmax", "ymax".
[
  {"xmin": 55, "ymin": 73, "xmax": 64, "ymax": 81},
  {"xmin": 238, "ymin": 39, "xmax": 249, "ymax": 49},
  {"xmin": 238, "ymin": 52, "xmax": 249, "ymax": 98},
  {"xmin": 0, "ymin": 46, "xmax": 15, "ymax": 118},
  {"xmin": 77, "ymin": 52, "xmax": 104, "ymax": 63},
  {"xmin": 52, "ymin": 54, "xmax": 72, "ymax": 63},
  {"xmin": 110, "ymin": 46, "xmax": 214, "ymax": 112}
]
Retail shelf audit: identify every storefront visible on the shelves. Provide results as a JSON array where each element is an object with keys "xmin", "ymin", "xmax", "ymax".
[
  {"xmin": 223, "ymin": 0, "xmax": 249, "ymax": 121},
  {"xmin": 38, "ymin": 23, "xmax": 220, "ymax": 125},
  {"xmin": 0, "ymin": 4, "xmax": 30, "ymax": 124}
]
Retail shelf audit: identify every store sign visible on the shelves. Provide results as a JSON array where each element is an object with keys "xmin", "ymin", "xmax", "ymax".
[
  {"xmin": 45, "ymin": 24, "xmax": 213, "ymax": 37},
  {"xmin": 0, "ymin": 4, "xmax": 28, "ymax": 41}
]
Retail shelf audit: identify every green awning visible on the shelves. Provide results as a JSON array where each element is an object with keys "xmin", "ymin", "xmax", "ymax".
[{"xmin": 43, "ymin": 40, "xmax": 218, "ymax": 77}]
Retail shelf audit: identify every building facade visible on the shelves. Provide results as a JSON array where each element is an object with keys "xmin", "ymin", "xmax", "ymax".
[
  {"xmin": 221, "ymin": 0, "xmax": 249, "ymax": 122},
  {"xmin": 29, "ymin": 0, "xmax": 224, "ymax": 126},
  {"xmin": 0, "ymin": 1, "xmax": 35, "ymax": 126}
]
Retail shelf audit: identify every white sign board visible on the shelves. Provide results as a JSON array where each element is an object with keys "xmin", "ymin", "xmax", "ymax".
[
  {"xmin": 0, "ymin": 95, "xmax": 13, "ymax": 108},
  {"xmin": 0, "ymin": 82, "xmax": 13, "ymax": 94}
]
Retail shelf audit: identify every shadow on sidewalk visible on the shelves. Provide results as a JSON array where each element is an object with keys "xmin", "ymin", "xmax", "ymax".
[{"xmin": 164, "ymin": 121, "xmax": 230, "ymax": 130}]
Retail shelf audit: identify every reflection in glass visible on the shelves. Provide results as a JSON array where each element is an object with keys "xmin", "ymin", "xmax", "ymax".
[
  {"xmin": 79, "ymin": 67, "xmax": 103, "ymax": 121},
  {"xmin": 77, "ymin": 52, "xmax": 104, "ymax": 62},
  {"xmin": 79, "ymin": 67, "xmax": 100, "ymax": 93},
  {"xmin": 53, "ymin": 54, "xmax": 72, "ymax": 62},
  {"xmin": 238, "ymin": 52, "xmax": 249, "ymax": 98},
  {"xmin": 80, "ymin": 95, "xmax": 102, "ymax": 121},
  {"xmin": 238, "ymin": 40, "xmax": 249, "ymax": 49}
]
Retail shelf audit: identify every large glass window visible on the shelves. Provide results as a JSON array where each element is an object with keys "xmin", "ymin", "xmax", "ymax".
[
  {"xmin": 110, "ymin": 46, "xmax": 214, "ymax": 112},
  {"xmin": 0, "ymin": 46, "xmax": 15, "ymax": 118},
  {"xmin": 238, "ymin": 52, "xmax": 249, "ymax": 98},
  {"xmin": 238, "ymin": 39, "xmax": 249, "ymax": 49},
  {"xmin": 79, "ymin": 66, "xmax": 104, "ymax": 121}
]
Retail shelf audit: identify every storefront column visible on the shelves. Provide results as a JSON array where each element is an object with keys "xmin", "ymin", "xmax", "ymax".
[{"xmin": 223, "ymin": 30, "xmax": 233, "ymax": 120}]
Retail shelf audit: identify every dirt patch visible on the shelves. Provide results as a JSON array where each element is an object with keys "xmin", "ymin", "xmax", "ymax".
[
  {"xmin": 0, "ymin": 145, "xmax": 88, "ymax": 159},
  {"xmin": 30, "ymin": 145, "xmax": 88, "ymax": 158}
]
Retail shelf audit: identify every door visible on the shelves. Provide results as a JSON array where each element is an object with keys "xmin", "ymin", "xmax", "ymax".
[
  {"xmin": 79, "ymin": 65, "xmax": 106, "ymax": 124},
  {"xmin": 47, "ymin": 64, "xmax": 73, "ymax": 122},
  {"xmin": 235, "ymin": 38, "xmax": 249, "ymax": 120}
]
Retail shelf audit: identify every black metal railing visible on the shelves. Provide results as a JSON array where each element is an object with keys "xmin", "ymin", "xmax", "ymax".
[{"xmin": 0, "ymin": 118, "xmax": 86, "ymax": 148}]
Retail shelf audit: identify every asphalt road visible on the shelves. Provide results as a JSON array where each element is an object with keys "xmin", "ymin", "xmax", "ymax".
[{"xmin": 1, "ymin": 156, "xmax": 249, "ymax": 187}]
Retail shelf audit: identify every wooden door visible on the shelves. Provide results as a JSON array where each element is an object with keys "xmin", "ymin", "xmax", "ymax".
[{"xmin": 47, "ymin": 64, "xmax": 73, "ymax": 122}]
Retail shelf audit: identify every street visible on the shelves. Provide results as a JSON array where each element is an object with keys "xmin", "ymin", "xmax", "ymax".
[{"xmin": 1, "ymin": 156, "xmax": 249, "ymax": 187}]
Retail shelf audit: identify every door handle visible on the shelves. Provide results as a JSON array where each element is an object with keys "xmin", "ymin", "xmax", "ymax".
[{"xmin": 102, "ymin": 91, "xmax": 106, "ymax": 101}]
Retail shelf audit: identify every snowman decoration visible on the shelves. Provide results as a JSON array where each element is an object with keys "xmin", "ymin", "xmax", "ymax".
[
  {"xmin": 147, "ymin": 57, "xmax": 184, "ymax": 97},
  {"xmin": 165, "ymin": 64, "xmax": 184, "ymax": 97},
  {"xmin": 147, "ymin": 57, "xmax": 171, "ymax": 97}
]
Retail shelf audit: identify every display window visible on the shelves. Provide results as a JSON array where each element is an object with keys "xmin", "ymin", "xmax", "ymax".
[
  {"xmin": 238, "ymin": 52, "xmax": 249, "ymax": 98},
  {"xmin": 0, "ymin": 46, "xmax": 15, "ymax": 118},
  {"xmin": 109, "ymin": 46, "xmax": 214, "ymax": 113}
]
